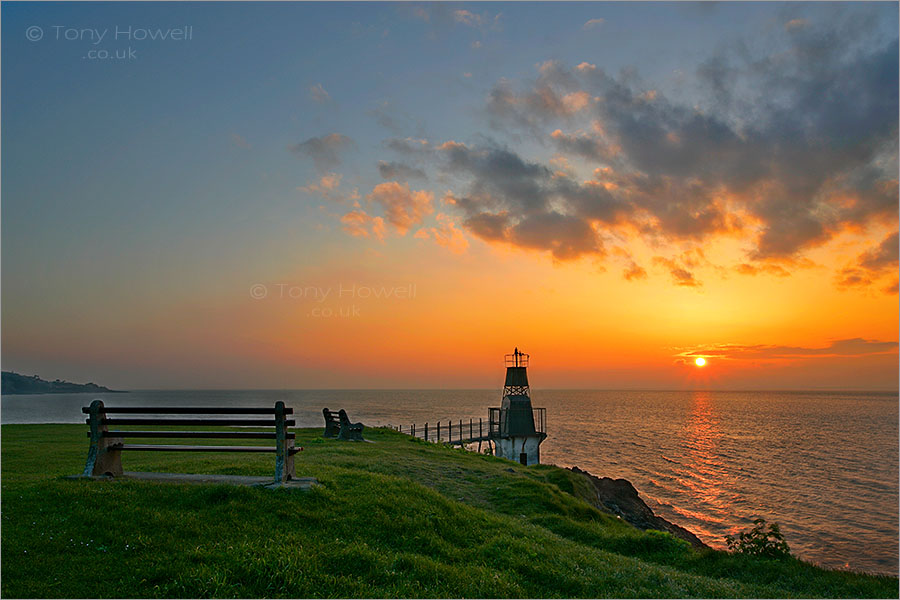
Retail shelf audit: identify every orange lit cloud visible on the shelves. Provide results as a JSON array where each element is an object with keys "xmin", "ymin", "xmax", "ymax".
[
  {"xmin": 677, "ymin": 338, "xmax": 899, "ymax": 362},
  {"xmin": 414, "ymin": 213, "xmax": 469, "ymax": 254},
  {"xmin": 366, "ymin": 181, "xmax": 434, "ymax": 234},
  {"xmin": 340, "ymin": 210, "xmax": 387, "ymax": 241}
]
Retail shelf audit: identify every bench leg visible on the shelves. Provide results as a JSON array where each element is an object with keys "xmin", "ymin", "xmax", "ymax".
[
  {"xmin": 84, "ymin": 436, "xmax": 123, "ymax": 477},
  {"xmin": 275, "ymin": 442, "xmax": 295, "ymax": 483},
  {"xmin": 83, "ymin": 400, "xmax": 124, "ymax": 477},
  {"xmin": 275, "ymin": 401, "xmax": 295, "ymax": 483}
]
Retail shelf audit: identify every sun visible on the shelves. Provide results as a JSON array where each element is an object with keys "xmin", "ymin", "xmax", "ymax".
[{"xmin": 694, "ymin": 357, "xmax": 707, "ymax": 367}]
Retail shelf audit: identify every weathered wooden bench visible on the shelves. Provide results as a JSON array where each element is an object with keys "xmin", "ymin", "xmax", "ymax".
[
  {"xmin": 82, "ymin": 400, "xmax": 298, "ymax": 482},
  {"xmin": 322, "ymin": 407, "xmax": 341, "ymax": 438},
  {"xmin": 322, "ymin": 408, "xmax": 364, "ymax": 441}
]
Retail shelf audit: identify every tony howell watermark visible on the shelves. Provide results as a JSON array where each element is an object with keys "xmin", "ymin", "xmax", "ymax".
[
  {"xmin": 249, "ymin": 282, "xmax": 417, "ymax": 319},
  {"xmin": 25, "ymin": 24, "xmax": 194, "ymax": 61},
  {"xmin": 250, "ymin": 282, "xmax": 418, "ymax": 301}
]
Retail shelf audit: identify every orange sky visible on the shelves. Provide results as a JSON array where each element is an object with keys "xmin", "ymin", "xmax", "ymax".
[{"xmin": 2, "ymin": 2, "xmax": 897, "ymax": 390}]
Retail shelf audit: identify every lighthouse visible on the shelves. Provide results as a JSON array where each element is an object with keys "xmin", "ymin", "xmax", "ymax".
[{"xmin": 489, "ymin": 348, "xmax": 547, "ymax": 465}]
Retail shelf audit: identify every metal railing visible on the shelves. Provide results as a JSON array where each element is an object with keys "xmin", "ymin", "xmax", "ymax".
[
  {"xmin": 488, "ymin": 407, "xmax": 546, "ymax": 438},
  {"xmin": 395, "ymin": 407, "xmax": 546, "ymax": 445},
  {"xmin": 504, "ymin": 352, "xmax": 529, "ymax": 367},
  {"xmin": 394, "ymin": 417, "xmax": 492, "ymax": 444}
]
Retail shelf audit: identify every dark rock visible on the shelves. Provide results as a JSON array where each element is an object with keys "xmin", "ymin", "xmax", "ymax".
[{"xmin": 569, "ymin": 465, "xmax": 708, "ymax": 549}]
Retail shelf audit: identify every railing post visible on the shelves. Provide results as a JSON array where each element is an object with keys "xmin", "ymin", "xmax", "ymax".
[
  {"xmin": 425, "ymin": 422, "xmax": 428, "ymax": 441},
  {"xmin": 480, "ymin": 417, "xmax": 483, "ymax": 439}
]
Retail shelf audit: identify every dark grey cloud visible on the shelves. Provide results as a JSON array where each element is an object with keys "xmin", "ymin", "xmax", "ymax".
[
  {"xmin": 289, "ymin": 133, "xmax": 355, "ymax": 172},
  {"xmin": 432, "ymin": 141, "xmax": 637, "ymax": 260},
  {"xmin": 385, "ymin": 137, "xmax": 432, "ymax": 155},
  {"xmin": 377, "ymin": 161, "xmax": 427, "ymax": 181},
  {"xmin": 508, "ymin": 211, "xmax": 602, "ymax": 261},
  {"xmin": 481, "ymin": 14, "xmax": 898, "ymax": 266}
]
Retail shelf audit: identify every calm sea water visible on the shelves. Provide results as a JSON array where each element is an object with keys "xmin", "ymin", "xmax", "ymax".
[{"xmin": 2, "ymin": 389, "xmax": 897, "ymax": 575}]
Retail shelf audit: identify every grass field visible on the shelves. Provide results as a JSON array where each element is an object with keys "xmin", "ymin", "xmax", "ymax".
[{"xmin": 2, "ymin": 424, "xmax": 897, "ymax": 598}]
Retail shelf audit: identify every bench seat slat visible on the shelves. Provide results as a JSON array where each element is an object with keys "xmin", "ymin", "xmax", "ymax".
[
  {"xmin": 112, "ymin": 444, "xmax": 299, "ymax": 454},
  {"xmin": 93, "ymin": 418, "xmax": 294, "ymax": 427},
  {"xmin": 82, "ymin": 406, "xmax": 292, "ymax": 415},
  {"xmin": 99, "ymin": 431, "xmax": 295, "ymax": 440}
]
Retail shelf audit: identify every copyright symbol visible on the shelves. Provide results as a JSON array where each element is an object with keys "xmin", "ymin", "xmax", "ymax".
[
  {"xmin": 25, "ymin": 26, "xmax": 43, "ymax": 42},
  {"xmin": 250, "ymin": 284, "xmax": 267, "ymax": 300}
]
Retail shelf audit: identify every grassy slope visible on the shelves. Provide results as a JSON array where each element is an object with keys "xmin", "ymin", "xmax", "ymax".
[{"xmin": 1, "ymin": 425, "xmax": 896, "ymax": 598}]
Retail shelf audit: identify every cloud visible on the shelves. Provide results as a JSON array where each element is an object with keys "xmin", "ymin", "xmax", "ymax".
[
  {"xmin": 230, "ymin": 133, "xmax": 251, "ymax": 149},
  {"xmin": 583, "ymin": 18, "xmax": 605, "ymax": 30},
  {"xmin": 309, "ymin": 83, "xmax": 331, "ymax": 104},
  {"xmin": 498, "ymin": 26, "xmax": 896, "ymax": 254},
  {"xmin": 836, "ymin": 231, "xmax": 899, "ymax": 292},
  {"xmin": 290, "ymin": 133, "xmax": 355, "ymax": 172},
  {"xmin": 362, "ymin": 12, "xmax": 896, "ymax": 290},
  {"xmin": 298, "ymin": 172, "xmax": 360, "ymax": 203},
  {"xmin": 678, "ymin": 338, "xmax": 899, "ymax": 361},
  {"xmin": 431, "ymin": 141, "xmax": 632, "ymax": 260},
  {"xmin": 302, "ymin": 172, "xmax": 341, "ymax": 192},
  {"xmin": 735, "ymin": 263, "xmax": 791, "ymax": 277},
  {"xmin": 653, "ymin": 256, "xmax": 702, "ymax": 287},
  {"xmin": 414, "ymin": 213, "xmax": 469, "ymax": 254},
  {"xmin": 509, "ymin": 211, "xmax": 603, "ymax": 260},
  {"xmin": 410, "ymin": 4, "xmax": 501, "ymax": 36},
  {"xmin": 385, "ymin": 137, "xmax": 431, "ymax": 154},
  {"xmin": 452, "ymin": 8, "xmax": 501, "ymax": 30},
  {"xmin": 472, "ymin": 14, "xmax": 898, "ymax": 280},
  {"xmin": 454, "ymin": 10, "xmax": 482, "ymax": 27},
  {"xmin": 340, "ymin": 210, "xmax": 387, "ymax": 241},
  {"xmin": 785, "ymin": 18, "xmax": 808, "ymax": 31},
  {"xmin": 623, "ymin": 261, "xmax": 648, "ymax": 281},
  {"xmin": 366, "ymin": 181, "xmax": 434, "ymax": 234},
  {"xmin": 377, "ymin": 161, "xmax": 427, "ymax": 181}
]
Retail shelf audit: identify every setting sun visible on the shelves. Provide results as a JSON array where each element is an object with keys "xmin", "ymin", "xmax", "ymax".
[{"xmin": 695, "ymin": 357, "xmax": 707, "ymax": 367}]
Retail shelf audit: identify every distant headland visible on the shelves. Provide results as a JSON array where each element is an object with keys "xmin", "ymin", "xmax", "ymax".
[{"xmin": 1, "ymin": 371, "xmax": 125, "ymax": 395}]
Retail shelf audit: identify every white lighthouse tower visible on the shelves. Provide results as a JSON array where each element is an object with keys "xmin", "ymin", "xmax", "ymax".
[{"xmin": 490, "ymin": 348, "xmax": 547, "ymax": 465}]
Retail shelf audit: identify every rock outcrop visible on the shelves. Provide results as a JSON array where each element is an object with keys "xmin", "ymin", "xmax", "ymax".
[{"xmin": 569, "ymin": 466, "xmax": 708, "ymax": 549}]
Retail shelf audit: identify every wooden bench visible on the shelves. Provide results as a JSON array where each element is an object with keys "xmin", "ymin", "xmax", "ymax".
[
  {"xmin": 322, "ymin": 407, "xmax": 341, "ymax": 438},
  {"xmin": 82, "ymin": 400, "xmax": 298, "ymax": 482},
  {"xmin": 322, "ymin": 408, "xmax": 364, "ymax": 441}
]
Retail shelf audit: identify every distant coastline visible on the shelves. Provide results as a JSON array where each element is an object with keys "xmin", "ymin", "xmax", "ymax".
[{"xmin": 1, "ymin": 371, "xmax": 125, "ymax": 395}]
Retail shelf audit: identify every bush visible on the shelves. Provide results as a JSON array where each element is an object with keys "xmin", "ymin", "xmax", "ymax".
[{"xmin": 725, "ymin": 518, "xmax": 791, "ymax": 559}]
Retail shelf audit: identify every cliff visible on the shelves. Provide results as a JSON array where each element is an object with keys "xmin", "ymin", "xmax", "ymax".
[
  {"xmin": 1, "ymin": 371, "xmax": 124, "ymax": 395},
  {"xmin": 568, "ymin": 465, "xmax": 708, "ymax": 549}
]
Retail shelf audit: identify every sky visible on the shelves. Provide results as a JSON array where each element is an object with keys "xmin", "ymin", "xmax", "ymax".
[{"xmin": 2, "ymin": 1, "xmax": 898, "ymax": 390}]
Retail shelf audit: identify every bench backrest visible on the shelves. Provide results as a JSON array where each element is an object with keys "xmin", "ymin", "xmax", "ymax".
[{"xmin": 83, "ymin": 401, "xmax": 295, "ymax": 443}]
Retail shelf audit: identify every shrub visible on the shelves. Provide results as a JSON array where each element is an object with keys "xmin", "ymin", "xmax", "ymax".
[{"xmin": 725, "ymin": 518, "xmax": 791, "ymax": 559}]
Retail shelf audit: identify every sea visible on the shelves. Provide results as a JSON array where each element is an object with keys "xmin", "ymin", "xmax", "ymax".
[{"xmin": 2, "ymin": 389, "xmax": 897, "ymax": 576}]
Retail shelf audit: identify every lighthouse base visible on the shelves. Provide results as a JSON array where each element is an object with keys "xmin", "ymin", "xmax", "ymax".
[{"xmin": 494, "ymin": 435, "xmax": 544, "ymax": 466}]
